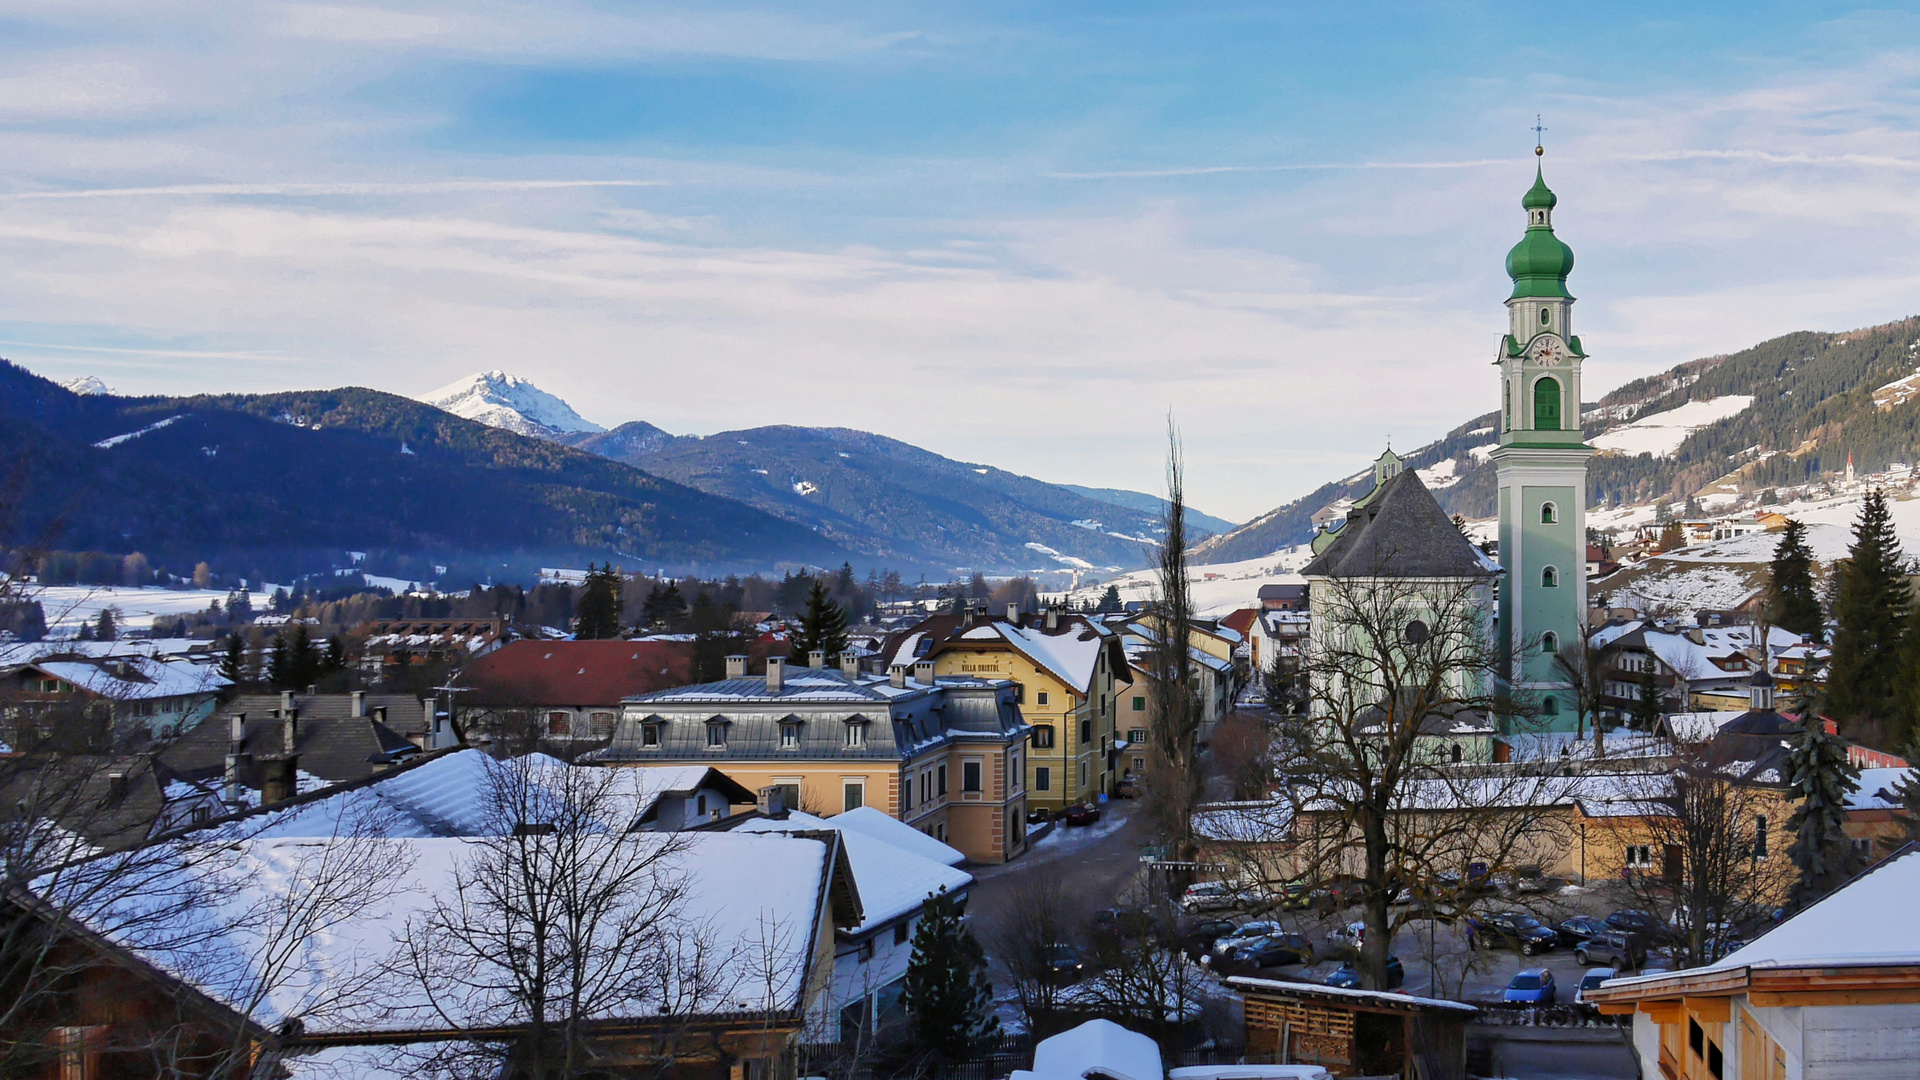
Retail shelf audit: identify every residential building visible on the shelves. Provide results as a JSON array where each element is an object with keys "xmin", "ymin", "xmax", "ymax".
[
  {"xmin": 455, "ymin": 638, "xmax": 695, "ymax": 747},
  {"xmin": 0, "ymin": 753, "xmax": 224, "ymax": 850},
  {"xmin": 1105, "ymin": 616, "xmax": 1238, "ymax": 775},
  {"xmin": 1585, "ymin": 846, "xmax": 1920, "ymax": 1080},
  {"xmin": 1256, "ymin": 581, "xmax": 1309, "ymax": 611},
  {"xmin": 1590, "ymin": 621, "xmax": 1804, "ymax": 719},
  {"xmin": 159, "ymin": 690, "xmax": 454, "ymax": 804},
  {"xmin": 605, "ymin": 656, "xmax": 1032, "ymax": 863},
  {"xmin": 883, "ymin": 607, "xmax": 1125, "ymax": 815},
  {"xmin": 353, "ymin": 617, "xmax": 508, "ymax": 676},
  {"xmin": 0, "ymin": 654, "xmax": 229, "ymax": 745}
]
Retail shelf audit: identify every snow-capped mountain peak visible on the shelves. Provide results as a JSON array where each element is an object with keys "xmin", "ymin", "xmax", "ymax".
[
  {"xmin": 417, "ymin": 370, "xmax": 605, "ymax": 439},
  {"xmin": 63, "ymin": 375, "xmax": 111, "ymax": 396}
]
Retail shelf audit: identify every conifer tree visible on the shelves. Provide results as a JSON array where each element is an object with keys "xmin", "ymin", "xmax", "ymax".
[
  {"xmin": 573, "ymin": 563, "xmax": 623, "ymax": 639},
  {"xmin": 1825, "ymin": 491, "xmax": 1909, "ymax": 729},
  {"xmin": 94, "ymin": 608, "xmax": 116, "ymax": 642},
  {"xmin": 1785, "ymin": 713, "xmax": 1863, "ymax": 910},
  {"xmin": 788, "ymin": 579, "xmax": 849, "ymax": 662},
  {"xmin": 267, "ymin": 634, "xmax": 293, "ymax": 690},
  {"xmin": 220, "ymin": 633, "xmax": 246, "ymax": 686},
  {"xmin": 1631, "ymin": 669, "xmax": 1663, "ymax": 730},
  {"xmin": 1891, "ymin": 740, "xmax": 1920, "ymax": 842},
  {"xmin": 902, "ymin": 887, "xmax": 998, "ymax": 1060},
  {"xmin": 1096, "ymin": 584, "xmax": 1124, "ymax": 614},
  {"xmin": 1765, "ymin": 519, "xmax": 1823, "ymax": 639}
]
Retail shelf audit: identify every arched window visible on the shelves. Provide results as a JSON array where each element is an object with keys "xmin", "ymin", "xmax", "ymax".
[
  {"xmin": 1533, "ymin": 376, "xmax": 1562, "ymax": 430},
  {"xmin": 1542, "ymin": 565, "xmax": 1559, "ymax": 588},
  {"xmin": 1540, "ymin": 501, "xmax": 1557, "ymax": 524},
  {"xmin": 1542, "ymin": 631, "xmax": 1559, "ymax": 654},
  {"xmin": 1542, "ymin": 696, "xmax": 1558, "ymax": 716},
  {"xmin": 1539, "ymin": 307, "xmax": 1550, "ymax": 326},
  {"xmin": 1451, "ymin": 743, "xmax": 1463, "ymax": 764}
]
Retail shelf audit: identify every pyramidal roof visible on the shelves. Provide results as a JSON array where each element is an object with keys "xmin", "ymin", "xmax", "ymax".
[{"xmin": 1300, "ymin": 469, "xmax": 1502, "ymax": 580}]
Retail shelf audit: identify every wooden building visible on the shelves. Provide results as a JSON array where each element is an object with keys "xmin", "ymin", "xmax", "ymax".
[{"xmin": 1228, "ymin": 977, "xmax": 1477, "ymax": 1080}]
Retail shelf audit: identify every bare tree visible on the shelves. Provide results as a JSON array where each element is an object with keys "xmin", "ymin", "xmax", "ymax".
[
  {"xmin": 982, "ymin": 872, "xmax": 1078, "ymax": 1037},
  {"xmin": 1142, "ymin": 418, "xmax": 1206, "ymax": 866},
  {"xmin": 1611, "ymin": 748, "xmax": 1784, "ymax": 969},
  {"xmin": 1552, "ymin": 633, "xmax": 1621, "ymax": 755},
  {"xmin": 400, "ymin": 758, "xmax": 756, "ymax": 1079},
  {"xmin": 1209, "ymin": 712, "xmax": 1277, "ymax": 802},
  {"xmin": 1267, "ymin": 564, "xmax": 1571, "ymax": 990}
]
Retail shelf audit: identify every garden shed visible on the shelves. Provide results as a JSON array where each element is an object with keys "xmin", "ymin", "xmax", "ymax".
[{"xmin": 1227, "ymin": 977, "xmax": 1477, "ymax": 1080}]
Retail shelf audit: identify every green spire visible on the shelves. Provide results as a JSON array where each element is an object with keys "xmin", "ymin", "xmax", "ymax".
[{"xmin": 1506, "ymin": 161, "xmax": 1574, "ymax": 299}]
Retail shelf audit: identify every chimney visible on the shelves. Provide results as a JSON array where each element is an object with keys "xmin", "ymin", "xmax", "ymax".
[
  {"xmin": 890, "ymin": 665, "xmax": 908, "ymax": 690},
  {"xmin": 106, "ymin": 772, "xmax": 127, "ymax": 802},
  {"xmin": 374, "ymin": 705, "xmax": 388, "ymax": 726},
  {"xmin": 1046, "ymin": 606, "xmax": 1060, "ymax": 631},
  {"xmin": 839, "ymin": 653, "xmax": 862, "ymax": 679},
  {"xmin": 961, "ymin": 605, "xmax": 975, "ymax": 628},
  {"xmin": 725, "ymin": 655, "xmax": 747, "ymax": 679},
  {"xmin": 282, "ymin": 709, "xmax": 298, "ymax": 755},
  {"xmin": 260, "ymin": 756, "xmax": 298, "ymax": 807},
  {"xmin": 914, "ymin": 660, "xmax": 936, "ymax": 686},
  {"xmin": 224, "ymin": 713, "xmax": 248, "ymax": 803},
  {"xmin": 808, "ymin": 649, "xmax": 826, "ymax": 669},
  {"xmin": 280, "ymin": 690, "xmax": 294, "ymax": 715},
  {"xmin": 756, "ymin": 784, "xmax": 791, "ymax": 819},
  {"xmin": 766, "ymin": 656, "xmax": 786, "ymax": 693},
  {"xmin": 351, "ymin": 690, "xmax": 366, "ymax": 717},
  {"xmin": 1006, "ymin": 603, "xmax": 1019, "ymax": 623}
]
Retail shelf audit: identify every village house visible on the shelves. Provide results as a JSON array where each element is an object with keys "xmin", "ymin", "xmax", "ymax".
[
  {"xmin": 1589, "ymin": 621, "xmax": 1806, "ymax": 718},
  {"xmin": 1102, "ymin": 615, "xmax": 1239, "ymax": 777},
  {"xmin": 882, "ymin": 606, "xmax": 1124, "ymax": 817},
  {"xmin": 604, "ymin": 655, "xmax": 1032, "ymax": 863},
  {"xmin": 352, "ymin": 616, "xmax": 509, "ymax": 677},
  {"xmin": 454, "ymin": 637, "xmax": 695, "ymax": 748},
  {"xmin": 0, "ymin": 654, "xmax": 229, "ymax": 745},
  {"xmin": 1584, "ymin": 845, "xmax": 1920, "ymax": 1080}
]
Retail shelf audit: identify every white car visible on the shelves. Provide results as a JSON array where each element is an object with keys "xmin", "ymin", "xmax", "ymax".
[
  {"xmin": 1574, "ymin": 966, "xmax": 1616, "ymax": 1007},
  {"xmin": 1181, "ymin": 881, "xmax": 1247, "ymax": 912}
]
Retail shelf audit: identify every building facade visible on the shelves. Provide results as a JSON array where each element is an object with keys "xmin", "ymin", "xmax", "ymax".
[{"xmin": 1493, "ymin": 153, "xmax": 1593, "ymax": 733}]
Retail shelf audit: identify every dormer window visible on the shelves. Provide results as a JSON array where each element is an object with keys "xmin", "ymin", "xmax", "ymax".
[
  {"xmin": 845, "ymin": 716, "xmax": 869, "ymax": 749},
  {"xmin": 705, "ymin": 718, "xmax": 729, "ymax": 749},
  {"xmin": 779, "ymin": 717, "xmax": 802, "ymax": 750},
  {"xmin": 641, "ymin": 721, "xmax": 662, "ymax": 749}
]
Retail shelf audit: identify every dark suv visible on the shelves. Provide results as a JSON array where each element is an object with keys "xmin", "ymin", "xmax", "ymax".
[
  {"xmin": 1607, "ymin": 909, "xmax": 1673, "ymax": 944},
  {"xmin": 1573, "ymin": 930, "xmax": 1647, "ymax": 970},
  {"xmin": 1472, "ymin": 911, "xmax": 1559, "ymax": 956},
  {"xmin": 1217, "ymin": 932, "xmax": 1316, "ymax": 974}
]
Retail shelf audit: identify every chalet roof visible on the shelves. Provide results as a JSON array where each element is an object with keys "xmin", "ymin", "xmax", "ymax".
[
  {"xmin": 1300, "ymin": 470, "xmax": 1500, "ymax": 580},
  {"xmin": 1227, "ymin": 976, "xmax": 1478, "ymax": 1014},
  {"xmin": 733, "ymin": 810, "xmax": 970, "ymax": 935},
  {"xmin": 159, "ymin": 708, "xmax": 421, "ymax": 790},
  {"xmin": 459, "ymin": 639, "xmax": 694, "ymax": 707}
]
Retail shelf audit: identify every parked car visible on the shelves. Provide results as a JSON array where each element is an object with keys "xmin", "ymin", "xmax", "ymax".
[
  {"xmin": 1512, "ymin": 865, "xmax": 1550, "ymax": 894},
  {"xmin": 1045, "ymin": 944, "xmax": 1085, "ymax": 984},
  {"xmin": 1218, "ymin": 932, "xmax": 1317, "ymax": 973},
  {"xmin": 1325, "ymin": 921, "xmax": 1367, "ymax": 952},
  {"xmin": 1606, "ymin": 908, "xmax": 1672, "ymax": 944},
  {"xmin": 1325, "ymin": 955, "xmax": 1403, "ymax": 990},
  {"xmin": 1091, "ymin": 907, "xmax": 1153, "ymax": 939},
  {"xmin": 1115, "ymin": 775, "xmax": 1140, "ymax": 798},
  {"xmin": 1269, "ymin": 881, "xmax": 1315, "ymax": 911},
  {"xmin": 1554, "ymin": 915, "xmax": 1611, "ymax": 944},
  {"xmin": 1574, "ymin": 930, "xmax": 1647, "ymax": 970},
  {"xmin": 1179, "ymin": 918, "xmax": 1239, "ymax": 959},
  {"xmin": 1063, "ymin": 802, "xmax": 1103, "ymax": 826},
  {"xmin": 1205, "ymin": 920, "xmax": 1285, "ymax": 964},
  {"xmin": 1503, "ymin": 968, "xmax": 1557, "ymax": 1004},
  {"xmin": 1472, "ymin": 912, "xmax": 1559, "ymax": 956},
  {"xmin": 1181, "ymin": 881, "xmax": 1242, "ymax": 912},
  {"xmin": 1574, "ymin": 967, "xmax": 1617, "ymax": 1008}
]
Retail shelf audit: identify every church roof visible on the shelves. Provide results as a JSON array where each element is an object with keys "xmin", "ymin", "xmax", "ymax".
[
  {"xmin": 1300, "ymin": 470, "xmax": 1502, "ymax": 580},
  {"xmin": 1507, "ymin": 164, "xmax": 1575, "ymax": 299}
]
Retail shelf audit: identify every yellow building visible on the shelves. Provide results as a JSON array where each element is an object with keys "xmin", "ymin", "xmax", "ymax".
[{"xmin": 886, "ymin": 606, "xmax": 1126, "ymax": 815}]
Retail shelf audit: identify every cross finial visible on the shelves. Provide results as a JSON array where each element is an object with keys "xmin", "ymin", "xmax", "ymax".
[{"xmin": 1533, "ymin": 115, "xmax": 1547, "ymax": 157}]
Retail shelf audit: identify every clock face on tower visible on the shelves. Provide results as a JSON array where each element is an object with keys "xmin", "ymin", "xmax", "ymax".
[{"xmin": 1528, "ymin": 335, "xmax": 1567, "ymax": 364}]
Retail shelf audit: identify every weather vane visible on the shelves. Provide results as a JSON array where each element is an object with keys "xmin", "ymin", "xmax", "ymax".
[{"xmin": 1533, "ymin": 115, "xmax": 1547, "ymax": 157}]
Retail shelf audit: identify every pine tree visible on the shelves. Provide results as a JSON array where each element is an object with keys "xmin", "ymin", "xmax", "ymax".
[
  {"xmin": 1892, "ymin": 739, "xmax": 1920, "ymax": 842},
  {"xmin": 1825, "ymin": 490, "xmax": 1909, "ymax": 730},
  {"xmin": 267, "ymin": 635, "xmax": 293, "ymax": 690},
  {"xmin": 288, "ymin": 623, "xmax": 322, "ymax": 690},
  {"xmin": 1766, "ymin": 519, "xmax": 1824, "ymax": 638},
  {"xmin": 220, "ymin": 633, "xmax": 246, "ymax": 685},
  {"xmin": 788, "ymin": 579, "xmax": 849, "ymax": 662},
  {"xmin": 323, "ymin": 634, "xmax": 347, "ymax": 675},
  {"xmin": 574, "ymin": 563, "xmax": 623, "ymax": 639},
  {"xmin": 1096, "ymin": 584, "xmax": 1124, "ymax": 614},
  {"xmin": 94, "ymin": 608, "xmax": 116, "ymax": 641},
  {"xmin": 902, "ymin": 887, "xmax": 999, "ymax": 1060},
  {"xmin": 1785, "ymin": 714, "xmax": 1864, "ymax": 910},
  {"xmin": 1631, "ymin": 669, "xmax": 1663, "ymax": 730},
  {"xmin": 1657, "ymin": 521, "xmax": 1684, "ymax": 552}
]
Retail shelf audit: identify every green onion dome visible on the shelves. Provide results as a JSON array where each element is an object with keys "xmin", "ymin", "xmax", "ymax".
[{"xmin": 1506, "ymin": 166, "xmax": 1573, "ymax": 299}]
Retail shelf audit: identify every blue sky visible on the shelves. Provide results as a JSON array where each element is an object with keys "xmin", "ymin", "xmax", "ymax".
[{"xmin": 4, "ymin": 3, "xmax": 1920, "ymax": 520}]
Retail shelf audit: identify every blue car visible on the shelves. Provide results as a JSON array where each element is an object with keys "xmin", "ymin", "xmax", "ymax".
[
  {"xmin": 1325, "ymin": 955, "xmax": 1403, "ymax": 989},
  {"xmin": 1504, "ymin": 968, "xmax": 1557, "ymax": 1004}
]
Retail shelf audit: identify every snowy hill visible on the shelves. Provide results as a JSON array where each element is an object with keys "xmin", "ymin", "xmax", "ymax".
[
  {"xmin": 418, "ymin": 371, "xmax": 605, "ymax": 439},
  {"xmin": 62, "ymin": 375, "xmax": 110, "ymax": 395}
]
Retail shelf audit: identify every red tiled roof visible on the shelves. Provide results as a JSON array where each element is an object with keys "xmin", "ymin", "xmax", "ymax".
[
  {"xmin": 460, "ymin": 639, "xmax": 695, "ymax": 707},
  {"xmin": 1219, "ymin": 608, "xmax": 1258, "ymax": 636}
]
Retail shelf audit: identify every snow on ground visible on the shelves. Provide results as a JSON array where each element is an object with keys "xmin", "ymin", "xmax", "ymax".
[
  {"xmin": 1063, "ymin": 545, "xmax": 1316, "ymax": 617},
  {"xmin": 1589, "ymin": 395, "xmax": 1754, "ymax": 458},
  {"xmin": 92, "ymin": 414, "xmax": 185, "ymax": 449},
  {"xmin": 1415, "ymin": 457, "xmax": 1460, "ymax": 489},
  {"xmin": 1603, "ymin": 563, "xmax": 1766, "ymax": 613},
  {"xmin": 27, "ymin": 585, "xmax": 257, "ymax": 633},
  {"xmin": 1658, "ymin": 524, "xmax": 1853, "ymax": 564},
  {"xmin": 1029, "ymin": 807, "xmax": 1129, "ymax": 856}
]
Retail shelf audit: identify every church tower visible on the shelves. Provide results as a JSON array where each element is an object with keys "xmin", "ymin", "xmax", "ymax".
[{"xmin": 1492, "ymin": 148, "xmax": 1592, "ymax": 732}]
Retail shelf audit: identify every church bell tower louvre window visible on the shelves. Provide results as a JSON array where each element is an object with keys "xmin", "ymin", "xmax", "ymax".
[
  {"xmin": 1540, "ymin": 502, "xmax": 1557, "ymax": 524},
  {"xmin": 1532, "ymin": 376, "xmax": 1562, "ymax": 430}
]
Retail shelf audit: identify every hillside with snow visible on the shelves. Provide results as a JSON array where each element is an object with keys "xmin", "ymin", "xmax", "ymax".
[{"xmin": 419, "ymin": 371, "xmax": 606, "ymax": 439}]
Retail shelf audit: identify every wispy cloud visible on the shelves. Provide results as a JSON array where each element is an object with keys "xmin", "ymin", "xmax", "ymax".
[{"xmin": 3, "ymin": 180, "xmax": 670, "ymax": 200}]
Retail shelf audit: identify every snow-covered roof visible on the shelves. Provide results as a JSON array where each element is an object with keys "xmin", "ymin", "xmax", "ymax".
[
  {"xmin": 1028, "ymin": 1019, "xmax": 1163, "ymax": 1080},
  {"xmin": 1226, "ymin": 975, "xmax": 1478, "ymax": 1013},
  {"xmin": 22, "ymin": 656, "xmax": 230, "ymax": 700},
  {"xmin": 1660, "ymin": 711, "xmax": 1747, "ymax": 742},
  {"xmin": 38, "ymin": 831, "xmax": 831, "ymax": 1035},
  {"xmin": 1848, "ymin": 768, "xmax": 1917, "ymax": 811},
  {"xmin": 734, "ymin": 811, "xmax": 969, "ymax": 935},
  {"xmin": 995, "ymin": 622, "xmax": 1109, "ymax": 691},
  {"xmin": 243, "ymin": 752, "xmax": 741, "ymax": 839},
  {"xmin": 826, "ymin": 805, "xmax": 966, "ymax": 866},
  {"xmin": 1602, "ymin": 848, "xmax": 1920, "ymax": 999},
  {"xmin": 1193, "ymin": 801, "xmax": 1293, "ymax": 843}
]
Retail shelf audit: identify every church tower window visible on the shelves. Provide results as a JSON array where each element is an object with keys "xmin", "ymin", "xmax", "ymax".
[
  {"xmin": 1541, "ymin": 566, "xmax": 1559, "ymax": 588},
  {"xmin": 1533, "ymin": 376, "xmax": 1562, "ymax": 430},
  {"xmin": 1540, "ymin": 502, "xmax": 1557, "ymax": 524},
  {"xmin": 1542, "ymin": 631, "xmax": 1559, "ymax": 654}
]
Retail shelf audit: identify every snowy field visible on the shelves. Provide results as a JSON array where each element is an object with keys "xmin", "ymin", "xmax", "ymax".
[
  {"xmin": 1589, "ymin": 395, "xmax": 1754, "ymax": 457},
  {"xmin": 24, "ymin": 585, "xmax": 265, "ymax": 633},
  {"xmin": 1058, "ymin": 545, "xmax": 1316, "ymax": 618}
]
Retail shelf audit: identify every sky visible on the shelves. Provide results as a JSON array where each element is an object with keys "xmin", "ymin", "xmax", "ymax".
[{"xmin": 5, "ymin": 3, "xmax": 1920, "ymax": 522}]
